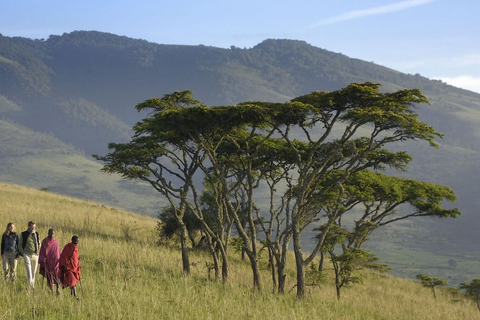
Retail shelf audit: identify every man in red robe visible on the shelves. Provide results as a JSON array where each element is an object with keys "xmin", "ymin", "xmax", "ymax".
[
  {"xmin": 59, "ymin": 236, "xmax": 81, "ymax": 299},
  {"xmin": 38, "ymin": 228, "xmax": 61, "ymax": 294}
]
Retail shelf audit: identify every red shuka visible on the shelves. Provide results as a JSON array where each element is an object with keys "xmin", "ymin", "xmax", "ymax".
[
  {"xmin": 38, "ymin": 237, "xmax": 61, "ymax": 288},
  {"xmin": 58, "ymin": 242, "xmax": 81, "ymax": 288}
]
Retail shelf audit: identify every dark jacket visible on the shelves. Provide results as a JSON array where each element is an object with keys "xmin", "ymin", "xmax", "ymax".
[
  {"xmin": 1, "ymin": 232, "xmax": 19, "ymax": 256},
  {"xmin": 19, "ymin": 230, "xmax": 40, "ymax": 256}
]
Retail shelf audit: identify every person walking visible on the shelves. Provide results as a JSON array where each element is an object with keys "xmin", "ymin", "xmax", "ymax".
[
  {"xmin": 39, "ymin": 228, "xmax": 61, "ymax": 294},
  {"xmin": 1, "ymin": 222, "xmax": 20, "ymax": 282},
  {"xmin": 59, "ymin": 236, "xmax": 81, "ymax": 299},
  {"xmin": 18, "ymin": 221, "xmax": 40, "ymax": 288}
]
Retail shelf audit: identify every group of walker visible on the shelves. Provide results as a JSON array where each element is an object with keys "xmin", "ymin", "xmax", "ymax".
[{"xmin": 1, "ymin": 221, "xmax": 82, "ymax": 299}]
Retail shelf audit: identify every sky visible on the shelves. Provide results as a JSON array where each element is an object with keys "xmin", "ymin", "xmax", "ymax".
[{"xmin": 2, "ymin": 0, "xmax": 480, "ymax": 93}]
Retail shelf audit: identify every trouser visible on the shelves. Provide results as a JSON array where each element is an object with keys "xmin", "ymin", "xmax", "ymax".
[
  {"xmin": 2, "ymin": 251, "xmax": 17, "ymax": 281},
  {"xmin": 23, "ymin": 254, "xmax": 39, "ymax": 287}
]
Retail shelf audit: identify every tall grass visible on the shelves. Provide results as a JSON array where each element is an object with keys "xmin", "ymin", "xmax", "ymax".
[{"xmin": 0, "ymin": 182, "xmax": 478, "ymax": 319}]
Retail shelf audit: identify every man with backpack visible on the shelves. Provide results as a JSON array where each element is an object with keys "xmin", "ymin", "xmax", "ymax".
[{"xmin": 18, "ymin": 221, "xmax": 40, "ymax": 288}]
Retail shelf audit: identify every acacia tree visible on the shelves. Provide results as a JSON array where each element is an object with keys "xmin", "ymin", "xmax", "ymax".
[
  {"xmin": 234, "ymin": 137, "xmax": 297, "ymax": 293},
  {"xmin": 198, "ymin": 108, "xmax": 278, "ymax": 291},
  {"xmin": 309, "ymin": 168, "xmax": 459, "ymax": 299},
  {"xmin": 157, "ymin": 205, "xmax": 203, "ymax": 247},
  {"xmin": 320, "ymin": 224, "xmax": 353, "ymax": 301},
  {"xmin": 314, "ymin": 222, "xmax": 389, "ymax": 300},
  {"xmin": 95, "ymin": 83, "xmax": 457, "ymax": 298},
  {"xmin": 145, "ymin": 102, "xmax": 277, "ymax": 289},
  {"xmin": 416, "ymin": 274, "xmax": 447, "ymax": 300},
  {"xmin": 460, "ymin": 279, "xmax": 480, "ymax": 312},
  {"xmin": 96, "ymin": 91, "xmax": 275, "ymax": 283},
  {"xmin": 226, "ymin": 83, "xmax": 449, "ymax": 296},
  {"xmin": 312, "ymin": 169, "xmax": 460, "ymax": 261},
  {"xmin": 192, "ymin": 175, "xmax": 234, "ymax": 282},
  {"xmin": 338, "ymin": 170, "xmax": 459, "ymax": 250},
  {"xmin": 147, "ymin": 101, "xmax": 266, "ymax": 283},
  {"xmin": 258, "ymin": 82, "xmax": 444, "ymax": 297},
  {"xmin": 94, "ymin": 90, "xmax": 207, "ymax": 274}
]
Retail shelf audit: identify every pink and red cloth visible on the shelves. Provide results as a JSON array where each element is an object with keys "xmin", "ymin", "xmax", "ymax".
[{"xmin": 38, "ymin": 237, "xmax": 60, "ymax": 288}]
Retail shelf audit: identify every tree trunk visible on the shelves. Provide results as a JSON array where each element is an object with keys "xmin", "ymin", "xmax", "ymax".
[
  {"xmin": 217, "ymin": 241, "xmax": 229, "ymax": 283},
  {"xmin": 336, "ymin": 284, "xmax": 341, "ymax": 301},
  {"xmin": 277, "ymin": 262, "xmax": 287, "ymax": 294},
  {"xmin": 188, "ymin": 231, "xmax": 196, "ymax": 247},
  {"xmin": 223, "ymin": 188, "xmax": 260, "ymax": 291},
  {"xmin": 277, "ymin": 232, "xmax": 292, "ymax": 294},
  {"xmin": 212, "ymin": 254, "xmax": 220, "ymax": 281},
  {"xmin": 432, "ymin": 287, "xmax": 437, "ymax": 300},
  {"xmin": 318, "ymin": 251, "xmax": 325, "ymax": 271},
  {"xmin": 241, "ymin": 220, "xmax": 247, "ymax": 261},
  {"xmin": 267, "ymin": 247, "xmax": 277, "ymax": 293},
  {"xmin": 293, "ymin": 226, "xmax": 305, "ymax": 298},
  {"xmin": 206, "ymin": 236, "xmax": 220, "ymax": 281},
  {"xmin": 221, "ymin": 182, "xmax": 260, "ymax": 291},
  {"xmin": 179, "ymin": 224, "xmax": 191, "ymax": 274},
  {"xmin": 332, "ymin": 252, "xmax": 341, "ymax": 301},
  {"xmin": 221, "ymin": 254, "xmax": 228, "ymax": 283},
  {"xmin": 246, "ymin": 250, "xmax": 262, "ymax": 291}
]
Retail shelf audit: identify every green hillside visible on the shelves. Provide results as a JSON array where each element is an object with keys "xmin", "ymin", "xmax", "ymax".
[
  {"xmin": 1, "ymin": 183, "xmax": 479, "ymax": 319},
  {"xmin": 0, "ymin": 119, "xmax": 162, "ymax": 215}
]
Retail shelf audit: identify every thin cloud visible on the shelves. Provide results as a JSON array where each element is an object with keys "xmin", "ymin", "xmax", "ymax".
[
  {"xmin": 433, "ymin": 76, "xmax": 480, "ymax": 94},
  {"xmin": 378, "ymin": 54, "xmax": 480, "ymax": 72},
  {"xmin": 451, "ymin": 54, "xmax": 480, "ymax": 67},
  {"xmin": 309, "ymin": 0, "xmax": 435, "ymax": 28}
]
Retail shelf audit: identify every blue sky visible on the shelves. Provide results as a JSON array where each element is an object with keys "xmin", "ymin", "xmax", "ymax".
[{"xmin": 2, "ymin": 0, "xmax": 479, "ymax": 93}]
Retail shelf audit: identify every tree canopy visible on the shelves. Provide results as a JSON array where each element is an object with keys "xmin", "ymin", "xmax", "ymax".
[{"xmin": 94, "ymin": 82, "xmax": 460, "ymax": 298}]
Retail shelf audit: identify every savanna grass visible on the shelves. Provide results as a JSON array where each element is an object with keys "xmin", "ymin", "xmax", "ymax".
[{"xmin": 0, "ymin": 182, "xmax": 478, "ymax": 319}]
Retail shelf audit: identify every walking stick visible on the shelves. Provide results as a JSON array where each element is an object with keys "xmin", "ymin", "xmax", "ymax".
[{"xmin": 79, "ymin": 277, "xmax": 84, "ymax": 299}]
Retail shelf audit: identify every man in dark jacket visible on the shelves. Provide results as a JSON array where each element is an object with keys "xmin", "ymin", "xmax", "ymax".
[{"xmin": 18, "ymin": 221, "xmax": 40, "ymax": 288}]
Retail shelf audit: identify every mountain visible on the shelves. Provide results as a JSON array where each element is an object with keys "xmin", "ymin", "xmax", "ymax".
[{"xmin": 0, "ymin": 31, "xmax": 479, "ymax": 284}]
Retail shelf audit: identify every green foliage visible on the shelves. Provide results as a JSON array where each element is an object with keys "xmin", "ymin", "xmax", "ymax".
[
  {"xmin": 230, "ymin": 237, "xmax": 244, "ymax": 254},
  {"xmin": 157, "ymin": 206, "xmax": 202, "ymax": 244},
  {"xmin": 459, "ymin": 279, "xmax": 480, "ymax": 311},
  {"xmin": 317, "ymin": 224, "xmax": 389, "ymax": 300},
  {"xmin": 331, "ymin": 249, "xmax": 367, "ymax": 284},
  {"xmin": 305, "ymin": 263, "xmax": 327, "ymax": 287},
  {"xmin": 416, "ymin": 273, "xmax": 448, "ymax": 287},
  {"xmin": 416, "ymin": 274, "xmax": 447, "ymax": 299},
  {"xmin": 361, "ymin": 251, "xmax": 391, "ymax": 274}
]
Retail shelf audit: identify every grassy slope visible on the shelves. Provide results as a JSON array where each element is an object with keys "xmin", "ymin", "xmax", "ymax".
[
  {"xmin": 0, "ymin": 183, "xmax": 478, "ymax": 319},
  {"xmin": 0, "ymin": 119, "xmax": 163, "ymax": 216}
]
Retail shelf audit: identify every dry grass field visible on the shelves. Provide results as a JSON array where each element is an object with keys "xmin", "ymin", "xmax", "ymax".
[{"xmin": 0, "ymin": 182, "xmax": 478, "ymax": 319}]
